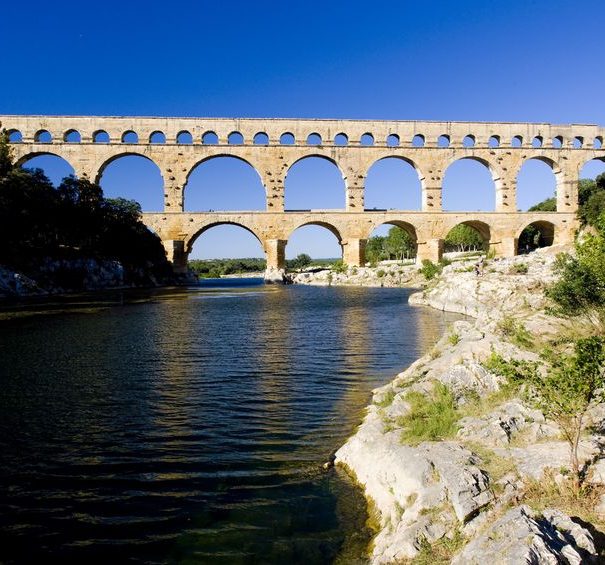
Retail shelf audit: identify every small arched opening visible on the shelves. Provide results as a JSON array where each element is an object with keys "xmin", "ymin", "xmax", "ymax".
[
  {"xmin": 202, "ymin": 131, "xmax": 218, "ymax": 145},
  {"xmin": 93, "ymin": 130, "xmax": 110, "ymax": 143},
  {"xmin": 307, "ymin": 132, "xmax": 322, "ymax": 146},
  {"xmin": 552, "ymin": 136, "xmax": 563, "ymax": 149},
  {"xmin": 360, "ymin": 133, "xmax": 374, "ymax": 146},
  {"xmin": 438, "ymin": 135, "xmax": 450, "ymax": 148},
  {"xmin": 122, "ymin": 130, "xmax": 139, "ymax": 144},
  {"xmin": 64, "ymin": 129, "xmax": 81, "ymax": 143},
  {"xmin": 488, "ymin": 135, "xmax": 500, "ymax": 148},
  {"xmin": 462, "ymin": 135, "xmax": 475, "ymax": 148},
  {"xmin": 253, "ymin": 132, "xmax": 269, "ymax": 145},
  {"xmin": 531, "ymin": 136, "xmax": 543, "ymax": 148},
  {"xmin": 280, "ymin": 132, "xmax": 295, "ymax": 145},
  {"xmin": 387, "ymin": 134, "xmax": 400, "ymax": 147},
  {"xmin": 177, "ymin": 130, "xmax": 193, "ymax": 144},
  {"xmin": 412, "ymin": 134, "xmax": 425, "ymax": 148},
  {"xmin": 334, "ymin": 133, "xmax": 348, "ymax": 146},
  {"xmin": 511, "ymin": 135, "xmax": 523, "ymax": 148},
  {"xmin": 34, "ymin": 130, "xmax": 52, "ymax": 143},
  {"xmin": 517, "ymin": 221, "xmax": 555, "ymax": 254},
  {"xmin": 149, "ymin": 131, "xmax": 166, "ymax": 144},
  {"xmin": 7, "ymin": 130, "xmax": 22, "ymax": 143},
  {"xmin": 228, "ymin": 131, "xmax": 244, "ymax": 145}
]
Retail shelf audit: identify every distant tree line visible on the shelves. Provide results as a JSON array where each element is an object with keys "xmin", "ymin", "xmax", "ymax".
[
  {"xmin": 0, "ymin": 130, "xmax": 173, "ymax": 288},
  {"xmin": 189, "ymin": 258, "xmax": 266, "ymax": 278}
]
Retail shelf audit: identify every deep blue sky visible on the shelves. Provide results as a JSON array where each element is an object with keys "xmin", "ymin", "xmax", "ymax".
[{"xmin": 4, "ymin": 0, "xmax": 605, "ymax": 259}]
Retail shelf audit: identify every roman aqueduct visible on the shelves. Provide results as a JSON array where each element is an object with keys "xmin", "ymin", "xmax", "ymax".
[{"xmin": 2, "ymin": 115, "xmax": 604, "ymax": 278}]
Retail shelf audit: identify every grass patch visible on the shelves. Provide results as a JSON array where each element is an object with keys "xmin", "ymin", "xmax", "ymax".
[
  {"xmin": 496, "ymin": 316, "xmax": 534, "ymax": 349},
  {"xmin": 522, "ymin": 471, "xmax": 605, "ymax": 536},
  {"xmin": 509, "ymin": 263, "xmax": 529, "ymax": 274},
  {"xmin": 464, "ymin": 442, "xmax": 518, "ymax": 488},
  {"xmin": 398, "ymin": 383, "xmax": 459, "ymax": 445},
  {"xmin": 411, "ymin": 528, "xmax": 466, "ymax": 564},
  {"xmin": 448, "ymin": 332, "xmax": 461, "ymax": 346},
  {"xmin": 375, "ymin": 389, "xmax": 396, "ymax": 408}
]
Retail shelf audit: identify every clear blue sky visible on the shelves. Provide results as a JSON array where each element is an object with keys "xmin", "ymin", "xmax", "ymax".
[{"xmin": 4, "ymin": 0, "xmax": 605, "ymax": 259}]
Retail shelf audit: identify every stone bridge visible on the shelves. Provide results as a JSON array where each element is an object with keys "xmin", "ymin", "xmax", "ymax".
[{"xmin": 2, "ymin": 115, "xmax": 603, "ymax": 277}]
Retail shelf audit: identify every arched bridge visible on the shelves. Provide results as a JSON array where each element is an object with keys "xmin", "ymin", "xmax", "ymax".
[{"xmin": 3, "ymin": 115, "xmax": 603, "ymax": 277}]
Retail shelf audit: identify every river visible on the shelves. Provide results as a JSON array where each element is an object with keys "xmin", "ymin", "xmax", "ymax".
[{"xmin": 0, "ymin": 280, "xmax": 458, "ymax": 564}]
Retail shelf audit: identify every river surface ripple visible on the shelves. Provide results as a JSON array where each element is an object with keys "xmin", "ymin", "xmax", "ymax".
[{"xmin": 0, "ymin": 280, "xmax": 458, "ymax": 564}]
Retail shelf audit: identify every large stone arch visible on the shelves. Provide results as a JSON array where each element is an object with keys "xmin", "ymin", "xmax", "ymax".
[
  {"xmin": 183, "ymin": 154, "xmax": 267, "ymax": 212},
  {"xmin": 15, "ymin": 150, "xmax": 74, "ymax": 170},
  {"xmin": 516, "ymin": 220, "xmax": 556, "ymax": 254},
  {"xmin": 517, "ymin": 155, "xmax": 562, "ymax": 211},
  {"xmin": 185, "ymin": 220, "xmax": 264, "ymax": 254},
  {"xmin": 363, "ymin": 218, "xmax": 419, "ymax": 241},
  {"xmin": 15, "ymin": 151, "xmax": 76, "ymax": 186},
  {"xmin": 442, "ymin": 155, "xmax": 503, "ymax": 212},
  {"xmin": 286, "ymin": 219, "xmax": 343, "ymax": 243},
  {"xmin": 284, "ymin": 154, "xmax": 347, "ymax": 211},
  {"xmin": 95, "ymin": 151, "xmax": 164, "ymax": 185},
  {"xmin": 363, "ymin": 155, "xmax": 425, "ymax": 210},
  {"xmin": 441, "ymin": 219, "xmax": 492, "ymax": 256}
]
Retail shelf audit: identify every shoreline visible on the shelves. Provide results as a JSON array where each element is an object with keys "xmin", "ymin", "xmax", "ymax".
[{"xmin": 334, "ymin": 245, "xmax": 605, "ymax": 563}]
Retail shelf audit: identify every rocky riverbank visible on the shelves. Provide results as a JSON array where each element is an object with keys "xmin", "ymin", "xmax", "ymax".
[
  {"xmin": 291, "ymin": 262, "xmax": 426, "ymax": 288},
  {"xmin": 0, "ymin": 258, "xmax": 182, "ymax": 299},
  {"xmin": 335, "ymin": 245, "xmax": 605, "ymax": 563}
]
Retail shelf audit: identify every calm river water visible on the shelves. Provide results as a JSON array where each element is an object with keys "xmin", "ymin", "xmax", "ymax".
[{"xmin": 0, "ymin": 280, "xmax": 458, "ymax": 564}]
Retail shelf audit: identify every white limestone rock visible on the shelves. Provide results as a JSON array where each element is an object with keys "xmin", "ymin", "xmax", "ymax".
[{"xmin": 451, "ymin": 505, "xmax": 598, "ymax": 564}]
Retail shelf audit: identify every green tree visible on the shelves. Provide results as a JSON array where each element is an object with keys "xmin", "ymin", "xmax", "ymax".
[
  {"xmin": 365, "ymin": 235, "xmax": 387, "ymax": 264},
  {"xmin": 546, "ymin": 217, "xmax": 605, "ymax": 329},
  {"xmin": 288, "ymin": 253, "xmax": 312, "ymax": 271},
  {"xmin": 577, "ymin": 175, "xmax": 605, "ymax": 227},
  {"xmin": 384, "ymin": 226, "xmax": 415, "ymax": 260},
  {"xmin": 527, "ymin": 338, "xmax": 605, "ymax": 489},
  {"xmin": 444, "ymin": 224, "xmax": 484, "ymax": 253},
  {"xmin": 0, "ymin": 130, "xmax": 172, "ymax": 286},
  {"xmin": 528, "ymin": 196, "xmax": 556, "ymax": 212}
]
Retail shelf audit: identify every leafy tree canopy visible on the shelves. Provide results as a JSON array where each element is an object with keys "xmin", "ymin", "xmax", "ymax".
[
  {"xmin": 0, "ymin": 129, "xmax": 172, "ymax": 285},
  {"xmin": 444, "ymin": 224, "xmax": 484, "ymax": 253},
  {"xmin": 366, "ymin": 227, "xmax": 416, "ymax": 264}
]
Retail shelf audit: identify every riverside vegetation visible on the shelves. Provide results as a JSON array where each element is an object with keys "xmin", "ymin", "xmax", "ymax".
[
  {"xmin": 334, "ymin": 176, "xmax": 605, "ymax": 563},
  {"xmin": 0, "ymin": 131, "xmax": 174, "ymax": 296}
]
